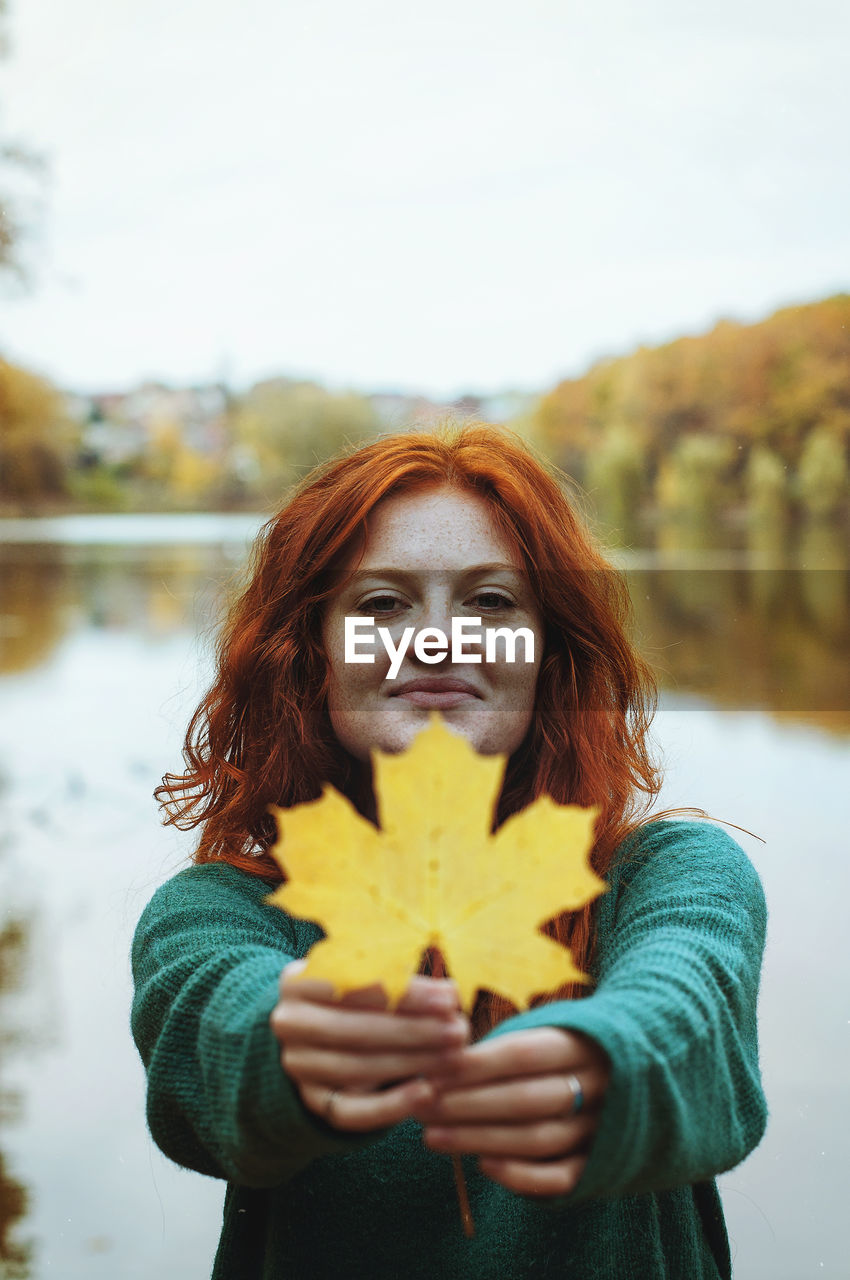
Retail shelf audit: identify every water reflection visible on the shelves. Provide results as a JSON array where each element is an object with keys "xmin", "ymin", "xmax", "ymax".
[
  {"xmin": 626, "ymin": 566, "xmax": 849, "ymax": 726},
  {"xmin": 617, "ymin": 519, "xmax": 850, "ymax": 734},
  {"xmin": 0, "ymin": 1154, "xmax": 30, "ymax": 1279},
  {"xmin": 0, "ymin": 523, "xmax": 259, "ymax": 1279},
  {"xmin": 0, "ymin": 546, "xmax": 71, "ymax": 677},
  {"xmin": 0, "ymin": 541, "xmax": 248, "ymax": 675},
  {"xmin": 4, "ymin": 528, "xmax": 845, "ymax": 732},
  {"xmin": 0, "ymin": 913, "xmax": 33, "ymax": 1278}
]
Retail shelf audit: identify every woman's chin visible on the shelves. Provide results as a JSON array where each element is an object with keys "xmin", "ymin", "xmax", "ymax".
[
  {"xmin": 333, "ymin": 700, "xmax": 526, "ymax": 761},
  {"xmin": 374, "ymin": 703, "xmax": 505, "ymax": 758},
  {"xmin": 359, "ymin": 703, "xmax": 475, "ymax": 756}
]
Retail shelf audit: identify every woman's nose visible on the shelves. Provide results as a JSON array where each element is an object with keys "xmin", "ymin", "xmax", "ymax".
[{"xmin": 409, "ymin": 599, "xmax": 486, "ymax": 665}]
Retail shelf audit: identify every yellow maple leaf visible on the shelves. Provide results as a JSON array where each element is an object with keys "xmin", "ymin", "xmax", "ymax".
[{"xmin": 267, "ymin": 714, "xmax": 606, "ymax": 1012}]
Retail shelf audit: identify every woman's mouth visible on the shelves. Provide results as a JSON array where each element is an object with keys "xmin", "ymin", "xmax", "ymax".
[
  {"xmin": 390, "ymin": 677, "xmax": 481, "ymax": 709},
  {"xmin": 397, "ymin": 689, "xmax": 477, "ymax": 708}
]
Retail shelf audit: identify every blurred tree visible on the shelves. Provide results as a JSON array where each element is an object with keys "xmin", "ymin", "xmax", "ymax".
[
  {"xmin": 227, "ymin": 379, "xmax": 381, "ymax": 501},
  {"xmin": 796, "ymin": 427, "xmax": 850, "ymax": 519},
  {"xmin": 532, "ymin": 295, "xmax": 850, "ymax": 528},
  {"xmin": 746, "ymin": 444, "xmax": 790, "ymax": 522},
  {"xmin": 0, "ymin": 360, "xmax": 77, "ymax": 505},
  {"xmin": 170, "ymin": 443, "xmax": 218, "ymax": 505},
  {"xmin": 655, "ymin": 434, "xmax": 735, "ymax": 518},
  {"xmin": 584, "ymin": 424, "xmax": 647, "ymax": 538},
  {"xmin": 0, "ymin": 0, "xmax": 46, "ymax": 286},
  {"xmin": 119, "ymin": 409, "xmax": 220, "ymax": 510}
]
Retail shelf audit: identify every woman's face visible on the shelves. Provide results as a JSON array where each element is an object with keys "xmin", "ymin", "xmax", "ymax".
[{"xmin": 322, "ymin": 485, "xmax": 544, "ymax": 761}]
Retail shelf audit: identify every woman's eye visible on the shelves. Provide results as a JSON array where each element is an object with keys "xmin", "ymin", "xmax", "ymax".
[
  {"xmin": 358, "ymin": 594, "xmax": 405, "ymax": 614},
  {"xmin": 471, "ymin": 591, "xmax": 515, "ymax": 611}
]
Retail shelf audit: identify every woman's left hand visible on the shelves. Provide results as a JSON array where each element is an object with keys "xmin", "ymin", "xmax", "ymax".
[{"xmin": 412, "ymin": 1027, "xmax": 610, "ymax": 1197}]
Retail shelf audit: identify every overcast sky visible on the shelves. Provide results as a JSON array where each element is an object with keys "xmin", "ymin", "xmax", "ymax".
[{"xmin": 1, "ymin": 0, "xmax": 848, "ymax": 397}]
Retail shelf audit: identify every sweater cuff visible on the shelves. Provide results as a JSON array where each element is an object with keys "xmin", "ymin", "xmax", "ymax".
[
  {"xmin": 229, "ymin": 974, "xmax": 389, "ymax": 1186},
  {"xmin": 483, "ymin": 996, "xmax": 645, "ymax": 1204}
]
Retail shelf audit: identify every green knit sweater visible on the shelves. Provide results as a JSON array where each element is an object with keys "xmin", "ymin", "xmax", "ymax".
[{"xmin": 131, "ymin": 820, "xmax": 768, "ymax": 1279}]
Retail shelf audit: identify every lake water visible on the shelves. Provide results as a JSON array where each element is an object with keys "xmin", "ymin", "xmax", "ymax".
[{"xmin": 0, "ymin": 515, "xmax": 848, "ymax": 1279}]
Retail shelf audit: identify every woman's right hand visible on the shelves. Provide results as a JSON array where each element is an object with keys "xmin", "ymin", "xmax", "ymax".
[{"xmin": 270, "ymin": 961, "xmax": 470, "ymax": 1132}]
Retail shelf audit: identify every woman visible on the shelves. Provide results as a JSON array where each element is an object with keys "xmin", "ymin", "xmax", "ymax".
[{"xmin": 132, "ymin": 424, "xmax": 767, "ymax": 1279}]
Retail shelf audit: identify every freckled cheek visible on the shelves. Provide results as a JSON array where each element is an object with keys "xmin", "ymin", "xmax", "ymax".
[
  {"xmin": 498, "ymin": 673, "xmax": 539, "ymax": 721},
  {"xmin": 486, "ymin": 629, "xmax": 542, "ymax": 687},
  {"xmin": 326, "ymin": 650, "xmax": 391, "ymax": 708},
  {"xmin": 490, "ymin": 650, "xmax": 541, "ymax": 739}
]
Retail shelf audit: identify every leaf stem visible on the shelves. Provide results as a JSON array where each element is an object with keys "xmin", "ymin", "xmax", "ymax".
[{"xmin": 452, "ymin": 1154, "xmax": 475, "ymax": 1237}]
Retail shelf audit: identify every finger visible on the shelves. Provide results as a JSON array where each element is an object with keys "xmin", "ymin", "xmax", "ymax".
[
  {"xmin": 426, "ymin": 1029, "xmax": 601, "ymax": 1087},
  {"xmin": 271, "ymin": 1000, "xmax": 469, "ymax": 1051},
  {"xmin": 324, "ymin": 979, "xmax": 459, "ymax": 1014},
  {"xmin": 414, "ymin": 1071, "xmax": 604, "ymax": 1124},
  {"xmin": 282, "ymin": 1043, "xmax": 468, "ymax": 1089},
  {"xmin": 477, "ymin": 1153, "xmax": 588, "ymax": 1198},
  {"xmin": 279, "ymin": 967, "xmax": 460, "ymax": 1016},
  {"xmin": 423, "ymin": 1113, "xmax": 596, "ymax": 1159},
  {"xmin": 279, "ymin": 961, "xmax": 337, "ymax": 1004},
  {"xmin": 299, "ymin": 1077, "xmax": 436, "ymax": 1134},
  {"xmin": 395, "ymin": 977, "xmax": 462, "ymax": 1017}
]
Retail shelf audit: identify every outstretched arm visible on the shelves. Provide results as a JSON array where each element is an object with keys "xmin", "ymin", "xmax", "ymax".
[
  {"xmin": 132, "ymin": 861, "xmax": 468, "ymax": 1187},
  {"xmin": 414, "ymin": 821, "xmax": 768, "ymax": 1201},
  {"xmin": 131, "ymin": 863, "xmax": 375, "ymax": 1187}
]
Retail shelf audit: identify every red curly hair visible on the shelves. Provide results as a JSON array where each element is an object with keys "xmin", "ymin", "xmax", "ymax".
[{"xmin": 156, "ymin": 423, "xmax": 662, "ymax": 1030}]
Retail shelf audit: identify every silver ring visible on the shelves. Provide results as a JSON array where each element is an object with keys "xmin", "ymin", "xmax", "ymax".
[
  {"xmin": 322, "ymin": 1088, "xmax": 340, "ymax": 1124},
  {"xmin": 566, "ymin": 1073, "xmax": 584, "ymax": 1116}
]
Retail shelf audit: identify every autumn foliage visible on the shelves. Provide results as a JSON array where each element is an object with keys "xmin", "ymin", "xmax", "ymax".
[
  {"xmin": 533, "ymin": 294, "xmax": 850, "ymax": 525},
  {"xmin": 0, "ymin": 359, "xmax": 75, "ymax": 506}
]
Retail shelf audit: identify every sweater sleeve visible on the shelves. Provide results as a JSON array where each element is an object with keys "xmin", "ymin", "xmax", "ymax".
[
  {"xmin": 485, "ymin": 820, "xmax": 768, "ymax": 1202},
  {"xmin": 130, "ymin": 862, "xmax": 378, "ymax": 1188}
]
